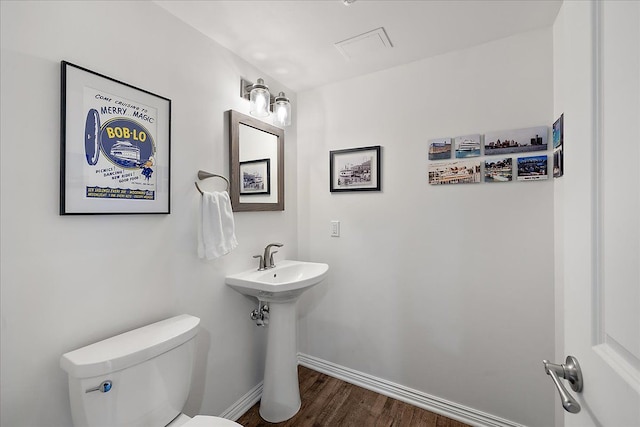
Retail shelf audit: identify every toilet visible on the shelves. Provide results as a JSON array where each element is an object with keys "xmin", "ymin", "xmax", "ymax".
[{"xmin": 60, "ymin": 314, "xmax": 242, "ymax": 427}]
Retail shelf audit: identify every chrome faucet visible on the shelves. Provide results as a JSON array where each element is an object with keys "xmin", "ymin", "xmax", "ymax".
[
  {"xmin": 263, "ymin": 243, "xmax": 283, "ymax": 269},
  {"xmin": 253, "ymin": 243, "xmax": 284, "ymax": 270}
]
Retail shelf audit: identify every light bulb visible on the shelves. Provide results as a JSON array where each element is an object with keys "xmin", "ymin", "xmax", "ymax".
[
  {"xmin": 249, "ymin": 78, "xmax": 270, "ymax": 118},
  {"xmin": 273, "ymin": 92, "xmax": 291, "ymax": 127}
]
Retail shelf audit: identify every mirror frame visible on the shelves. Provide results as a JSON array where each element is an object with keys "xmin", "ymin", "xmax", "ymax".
[{"xmin": 229, "ymin": 110, "xmax": 285, "ymax": 212}]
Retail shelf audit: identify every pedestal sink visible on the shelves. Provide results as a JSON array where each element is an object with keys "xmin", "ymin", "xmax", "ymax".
[{"xmin": 225, "ymin": 260, "xmax": 329, "ymax": 423}]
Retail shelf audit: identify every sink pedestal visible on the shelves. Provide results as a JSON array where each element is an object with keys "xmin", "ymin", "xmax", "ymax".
[
  {"xmin": 259, "ymin": 299, "xmax": 301, "ymax": 423},
  {"xmin": 225, "ymin": 260, "xmax": 329, "ymax": 423}
]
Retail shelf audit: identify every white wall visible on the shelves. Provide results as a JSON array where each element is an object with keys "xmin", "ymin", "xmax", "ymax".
[
  {"xmin": 0, "ymin": 2, "xmax": 297, "ymax": 426},
  {"xmin": 297, "ymin": 28, "xmax": 556, "ymax": 427}
]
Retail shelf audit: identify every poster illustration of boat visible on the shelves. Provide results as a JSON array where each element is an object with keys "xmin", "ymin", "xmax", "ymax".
[
  {"xmin": 82, "ymin": 87, "xmax": 158, "ymax": 201},
  {"xmin": 61, "ymin": 61, "xmax": 171, "ymax": 214}
]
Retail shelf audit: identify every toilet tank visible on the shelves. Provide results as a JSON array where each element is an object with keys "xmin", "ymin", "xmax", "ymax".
[{"xmin": 60, "ymin": 315, "xmax": 200, "ymax": 427}]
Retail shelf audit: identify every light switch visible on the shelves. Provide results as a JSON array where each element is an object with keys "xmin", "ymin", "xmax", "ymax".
[{"xmin": 330, "ymin": 220, "xmax": 340, "ymax": 237}]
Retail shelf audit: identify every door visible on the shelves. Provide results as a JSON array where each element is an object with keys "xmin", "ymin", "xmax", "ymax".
[{"xmin": 561, "ymin": 1, "xmax": 640, "ymax": 426}]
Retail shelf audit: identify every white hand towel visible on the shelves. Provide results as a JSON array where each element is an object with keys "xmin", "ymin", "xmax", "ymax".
[{"xmin": 197, "ymin": 191, "xmax": 238, "ymax": 260}]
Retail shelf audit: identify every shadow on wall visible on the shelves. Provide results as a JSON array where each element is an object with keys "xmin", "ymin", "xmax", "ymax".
[{"xmin": 183, "ymin": 329, "xmax": 210, "ymax": 414}]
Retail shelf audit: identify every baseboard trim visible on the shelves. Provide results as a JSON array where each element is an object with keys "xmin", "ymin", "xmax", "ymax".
[
  {"xmin": 297, "ymin": 353, "xmax": 525, "ymax": 427},
  {"xmin": 219, "ymin": 381, "xmax": 263, "ymax": 421}
]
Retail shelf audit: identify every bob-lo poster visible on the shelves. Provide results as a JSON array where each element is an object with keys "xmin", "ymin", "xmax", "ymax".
[{"xmin": 60, "ymin": 61, "xmax": 171, "ymax": 214}]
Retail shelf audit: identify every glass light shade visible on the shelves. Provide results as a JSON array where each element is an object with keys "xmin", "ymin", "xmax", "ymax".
[
  {"xmin": 273, "ymin": 92, "xmax": 291, "ymax": 127},
  {"xmin": 249, "ymin": 79, "xmax": 270, "ymax": 118}
]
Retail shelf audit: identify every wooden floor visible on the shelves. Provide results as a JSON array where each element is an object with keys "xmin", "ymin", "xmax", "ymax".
[{"xmin": 237, "ymin": 366, "xmax": 470, "ymax": 427}]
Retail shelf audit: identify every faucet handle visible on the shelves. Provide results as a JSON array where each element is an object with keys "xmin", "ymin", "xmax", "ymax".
[
  {"xmin": 253, "ymin": 254, "xmax": 266, "ymax": 271},
  {"xmin": 269, "ymin": 251, "xmax": 279, "ymax": 268}
]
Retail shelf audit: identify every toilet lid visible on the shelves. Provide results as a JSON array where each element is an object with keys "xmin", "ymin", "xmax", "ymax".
[{"xmin": 182, "ymin": 415, "xmax": 242, "ymax": 427}]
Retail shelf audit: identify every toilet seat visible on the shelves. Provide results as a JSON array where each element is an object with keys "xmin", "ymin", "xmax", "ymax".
[
  {"xmin": 182, "ymin": 415, "xmax": 242, "ymax": 427},
  {"xmin": 168, "ymin": 414, "xmax": 241, "ymax": 427}
]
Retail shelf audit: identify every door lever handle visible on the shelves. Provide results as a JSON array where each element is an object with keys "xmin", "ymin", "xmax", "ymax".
[{"xmin": 543, "ymin": 356, "xmax": 583, "ymax": 414}]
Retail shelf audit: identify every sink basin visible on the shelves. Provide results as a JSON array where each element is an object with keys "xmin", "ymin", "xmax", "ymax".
[{"xmin": 225, "ymin": 260, "xmax": 329, "ymax": 302}]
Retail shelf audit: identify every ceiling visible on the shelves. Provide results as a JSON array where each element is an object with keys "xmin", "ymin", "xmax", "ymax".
[{"xmin": 155, "ymin": 0, "xmax": 562, "ymax": 93}]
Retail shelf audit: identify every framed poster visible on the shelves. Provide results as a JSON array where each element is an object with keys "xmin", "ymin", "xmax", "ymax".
[
  {"xmin": 240, "ymin": 158, "xmax": 270, "ymax": 195},
  {"xmin": 330, "ymin": 145, "xmax": 381, "ymax": 192},
  {"xmin": 60, "ymin": 61, "xmax": 171, "ymax": 214}
]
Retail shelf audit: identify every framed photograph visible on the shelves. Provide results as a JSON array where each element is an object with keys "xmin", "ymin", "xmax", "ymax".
[
  {"xmin": 484, "ymin": 157, "xmax": 513, "ymax": 182},
  {"xmin": 454, "ymin": 134, "xmax": 481, "ymax": 158},
  {"xmin": 553, "ymin": 114, "xmax": 564, "ymax": 178},
  {"xmin": 428, "ymin": 160, "xmax": 481, "ymax": 185},
  {"xmin": 484, "ymin": 126, "xmax": 548, "ymax": 156},
  {"xmin": 60, "ymin": 61, "xmax": 171, "ymax": 214},
  {"xmin": 517, "ymin": 155, "xmax": 548, "ymax": 181},
  {"xmin": 240, "ymin": 158, "xmax": 271, "ymax": 195},
  {"xmin": 330, "ymin": 145, "xmax": 381, "ymax": 192},
  {"xmin": 428, "ymin": 138, "xmax": 452, "ymax": 160}
]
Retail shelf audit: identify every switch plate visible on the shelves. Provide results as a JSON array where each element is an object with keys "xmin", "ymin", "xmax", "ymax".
[{"xmin": 330, "ymin": 220, "xmax": 340, "ymax": 237}]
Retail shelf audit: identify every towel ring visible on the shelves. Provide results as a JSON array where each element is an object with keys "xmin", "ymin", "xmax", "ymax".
[{"xmin": 195, "ymin": 170, "xmax": 230, "ymax": 195}]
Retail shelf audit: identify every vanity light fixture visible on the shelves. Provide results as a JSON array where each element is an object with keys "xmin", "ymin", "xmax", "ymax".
[{"xmin": 240, "ymin": 77, "xmax": 292, "ymax": 127}]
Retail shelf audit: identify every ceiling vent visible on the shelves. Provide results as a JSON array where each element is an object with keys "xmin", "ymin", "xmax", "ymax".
[{"xmin": 334, "ymin": 27, "xmax": 393, "ymax": 61}]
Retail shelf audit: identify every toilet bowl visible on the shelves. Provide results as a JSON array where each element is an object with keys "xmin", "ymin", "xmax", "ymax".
[{"xmin": 60, "ymin": 315, "xmax": 241, "ymax": 427}]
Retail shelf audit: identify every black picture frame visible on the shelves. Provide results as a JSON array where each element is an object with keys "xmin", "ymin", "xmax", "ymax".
[
  {"xmin": 60, "ymin": 61, "xmax": 171, "ymax": 214},
  {"xmin": 330, "ymin": 145, "xmax": 381, "ymax": 192},
  {"xmin": 240, "ymin": 158, "xmax": 271, "ymax": 195}
]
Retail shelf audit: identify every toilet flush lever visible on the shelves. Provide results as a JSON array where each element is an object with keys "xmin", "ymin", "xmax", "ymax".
[{"xmin": 86, "ymin": 380, "xmax": 112, "ymax": 393}]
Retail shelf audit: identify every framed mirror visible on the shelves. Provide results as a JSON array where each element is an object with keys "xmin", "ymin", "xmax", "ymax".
[{"xmin": 229, "ymin": 110, "xmax": 284, "ymax": 211}]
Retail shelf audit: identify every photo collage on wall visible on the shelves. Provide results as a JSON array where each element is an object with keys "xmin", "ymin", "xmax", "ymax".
[{"xmin": 427, "ymin": 119, "xmax": 564, "ymax": 185}]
